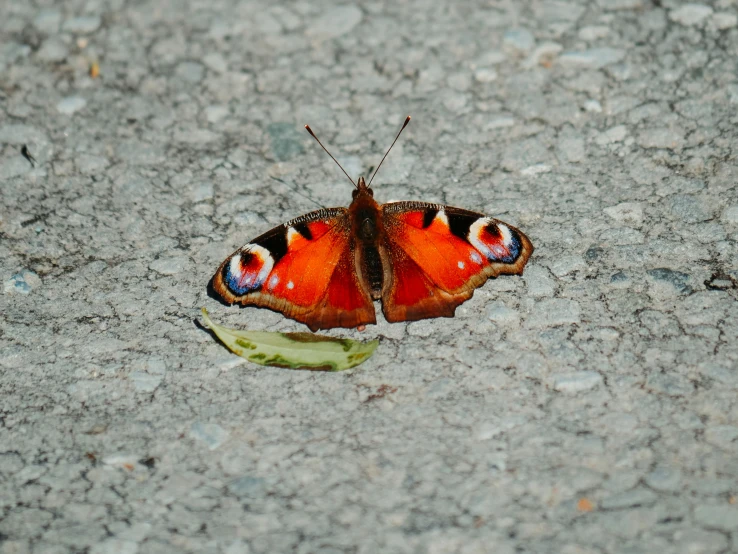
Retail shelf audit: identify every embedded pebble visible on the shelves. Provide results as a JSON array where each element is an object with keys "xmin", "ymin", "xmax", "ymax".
[
  {"xmin": 584, "ymin": 99, "xmax": 603, "ymax": 112},
  {"xmin": 205, "ymin": 105, "xmax": 229, "ymax": 123},
  {"xmin": 473, "ymin": 68, "xmax": 497, "ymax": 83},
  {"xmin": 523, "ymin": 42, "xmax": 563, "ymax": 68},
  {"xmin": 559, "ymin": 48, "xmax": 625, "ymax": 69},
  {"xmin": 63, "ymin": 15, "xmax": 102, "ymax": 33},
  {"xmin": 600, "ymin": 487, "xmax": 657, "ymax": 509},
  {"xmin": 202, "ymin": 52, "xmax": 228, "ymax": 73},
  {"xmin": 485, "ymin": 301, "xmax": 520, "ymax": 325},
  {"xmin": 191, "ymin": 182, "xmax": 214, "ymax": 202},
  {"xmin": 603, "ymin": 202, "xmax": 643, "ymax": 226},
  {"xmin": 524, "ymin": 266, "xmax": 555, "ymax": 297},
  {"xmin": 129, "ymin": 372, "xmax": 162, "ymax": 393},
  {"xmin": 4, "ymin": 270, "xmax": 41, "ymax": 295},
  {"xmin": 549, "ymin": 255, "xmax": 586, "ymax": 277},
  {"xmin": 721, "ymin": 206, "xmax": 738, "ymax": 224},
  {"xmin": 503, "ymin": 28, "xmax": 535, "ymax": 55},
  {"xmin": 704, "ymin": 425, "xmax": 738, "ymax": 450},
  {"xmin": 36, "ymin": 39, "xmax": 68, "ymax": 63},
  {"xmin": 693, "ymin": 504, "xmax": 738, "ymax": 532},
  {"xmin": 150, "ymin": 256, "xmax": 189, "ymax": 275},
  {"xmin": 637, "ymin": 127, "xmax": 684, "ymax": 150},
  {"xmin": 645, "ymin": 467, "xmax": 682, "ymax": 492},
  {"xmin": 578, "ymin": 26, "xmax": 609, "ymax": 40},
  {"xmin": 712, "ymin": 12, "xmax": 738, "ymax": 30},
  {"xmin": 57, "ymin": 96, "xmax": 87, "ymax": 115},
  {"xmin": 190, "ymin": 422, "xmax": 229, "ymax": 451},
  {"xmin": 33, "ymin": 9, "xmax": 62, "ymax": 33},
  {"xmin": 669, "ymin": 4, "xmax": 713, "ymax": 26},
  {"xmin": 595, "ymin": 125, "xmax": 628, "ymax": 145},
  {"xmin": 521, "ymin": 164, "xmax": 551, "ymax": 176},
  {"xmin": 307, "ymin": 6, "xmax": 362, "ymax": 40},
  {"xmin": 553, "ymin": 371, "xmax": 602, "ymax": 393},
  {"xmin": 647, "ymin": 268, "xmax": 691, "ymax": 294},
  {"xmin": 527, "ymin": 298, "xmax": 581, "ymax": 327},
  {"xmin": 175, "ymin": 61, "xmax": 205, "ymax": 83}
]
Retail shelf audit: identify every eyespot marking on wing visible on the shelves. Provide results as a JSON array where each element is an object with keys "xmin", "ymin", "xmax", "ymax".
[
  {"xmin": 223, "ymin": 244, "xmax": 275, "ymax": 295},
  {"xmin": 468, "ymin": 219, "xmax": 521, "ymax": 263}
]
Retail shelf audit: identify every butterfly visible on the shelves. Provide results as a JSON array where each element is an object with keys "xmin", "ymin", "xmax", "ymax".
[{"xmin": 211, "ymin": 117, "xmax": 534, "ymax": 331}]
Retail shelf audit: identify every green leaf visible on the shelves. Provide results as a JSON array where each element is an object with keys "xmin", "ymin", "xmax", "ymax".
[{"xmin": 200, "ymin": 308, "xmax": 378, "ymax": 371}]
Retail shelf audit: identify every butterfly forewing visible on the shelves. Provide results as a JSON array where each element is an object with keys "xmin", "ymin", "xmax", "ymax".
[{"xmin": 212, "ymin": 207, "xmax": 376, "ymax": 331}]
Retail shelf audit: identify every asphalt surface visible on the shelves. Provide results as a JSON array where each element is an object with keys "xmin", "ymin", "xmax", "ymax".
[{"xmin": 2, "ymin": 1, "xmax": 738, "ymax": 553}]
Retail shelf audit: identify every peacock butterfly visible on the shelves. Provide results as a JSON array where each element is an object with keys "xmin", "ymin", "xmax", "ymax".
[{"xmin": 212, "ymin": 117, "xmax": 534, "ymax": 331}]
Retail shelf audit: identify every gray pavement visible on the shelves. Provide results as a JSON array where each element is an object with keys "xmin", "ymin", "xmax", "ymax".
[{"xmin": 2, "ymin": 1, "xmax": 738, "ymax": 553}]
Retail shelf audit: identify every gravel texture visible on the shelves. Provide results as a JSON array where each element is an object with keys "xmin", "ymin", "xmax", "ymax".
[{"xmin": 2, "ymin": 1, "xmax": 738, "ymax": 553}]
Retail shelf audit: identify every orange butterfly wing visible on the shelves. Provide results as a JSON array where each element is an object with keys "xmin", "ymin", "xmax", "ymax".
[
  {"xmin": 380, "ymin": 202, "xmax": 533, "ymax": 323},
  {"xmin": 212, "ymin": 208, "xmax": 375, "ymax": 331}
]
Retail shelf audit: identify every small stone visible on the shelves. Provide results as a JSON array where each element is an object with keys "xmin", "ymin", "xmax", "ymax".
[
  {"xmin": 583, "ymin": 99, "xmax": 602, "ymax": 113},
  {"xmin": 191, "ymin": 182, "xmax": 214, "ymax": 202},
  {"xmin": 524, "ymin": 266, "xmax": 555, "ymax": 297},
  {"xmin": 527, "ymin": 298, "xmax": 581, "ymax": 327},
  {"xmin": 307, "ymin": 6, "xmax": 362, "ymax": 40},
  {"xmin": 204, "ymin": 105, "xmax": 229, "ymax": 123},
  {"xmin": 559, "ymin": 48, "xmax": 626, "ymax": 69},
  {"xmin": 190, "ymin": 422, "xmax": 229, "ymax": 450},
  {"xmin": 553, "ymin": 371, "xmax": 602, "ymax": 393},
  {"xmin": 267, "ymin": 122, "xmax": 304, "ymax": 161},
  {"xmin": 578, "ymin": 26, "xmax": 610, "ymax": 40},
  {"xmin": 693, "ymin": 504, "xmax": 738, "ymax": 532},
  {"xmin": 645, "ymin": 467, "xmax": 682, "ymax": 492},
  {"xmin": 503, "ymin": 28, "xmax": 535, "ymax": 55},
  {"xmin": 603, "ymin": 202, "xmax": 643, "ymax": 226},
  {"xmin": 600, "ymin": 487, "xmax": 657, "ymax": 509},
  {"xmin": 669, "ymin": 4, "xmax": 713, "ymax": 26},
  {"xmin": 670, "ymin": 194, "xmax": 709, "ymax": 223},
  {"xmin": 486, "ymin": 301, "xmax": 519, "ymax": 325},
  {"xmin": 202, "ymin": 52, "xmax": 228, "ymax": 73},
  {"xmin": 521, "ymin": 164, "xmax": 551, "ymax": 176},
  {"xmin": 704, "ymin": 425, "xmax": 738, "ymax": 449},
  {"xmin": 548, "ymin": 255, "xmax": 585, "ymax": 277},
  {"xmin": 63, "ymin": 15, "xmax": 102, "ymax": 34},
  {"xmin": 4, "ymin": 270, "xmax": 41, "ymax": 295},
  {"xmin": 228, "ymin": 476, "xmax": 266, "ymax": 497},
  {"xmin": 645, "ymin": 373, "xmax": 693, "ymax": 397},
  {"xmin": 647, "ymin": 268, "xmax": 691, "ymax": 294},
  {"xmin": 558, "ymin": 136, "xmax": 585, "ymax": 163},
  {"xmin": 473, "ymin": 68, "xmax": 497, "ymax": 83},
  {"xmin": 595, "ymin": 125, "xmax": 628, "ymax": 145},
  {"xmin": 150, "ymin": 256, "xmax": 189, "ymax": 275},
  {"xmin": 712, "ymin": 12, "xmax": 738, "ymax": 30},
  {"xmin": 36, "ymin": 38, "xmax": 68, "ymax": 63},
  {"xmin": 57, "ymin": 96, "xmax": 87, "ymax": 115},
  {"xmin": 34, "ymin": 9, "xmax": 62, "ymax": 33},
  {"xmin": 224, "ymin": 540, "xmax": 252, "ymax": 554},
  {"xmin": 673, "ymin": 530, "xmax": 728, "ymax": 554},
  {"xmin": 722, "ymin": 206, "xmax": 738, "ymax": 224},
  {"xmin": 129, "ymin": 372, "xmax": 162, "ymax": 393},
  {"xmin": 486, "ymin": 116, "xmax": 515, "ymax": 129},
  {"xmin": 523, "ymin": 42, "xmax": 563, "ymax": 68},
  {"xmin": 637, "ymin": 127, "xmax": 684, "ymax": 150},
  {"xmin": 175, "ymin": 61, "xmax": 204, "ymax": 83}
]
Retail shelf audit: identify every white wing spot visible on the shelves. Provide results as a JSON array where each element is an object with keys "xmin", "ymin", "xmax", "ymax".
[
  {"xmin": 458, "ymin": 260, "xmax": 465, "ymax": 269},
  {"xmin": 287, "ymin": 281, "xmax": 295, "ymax": 290},
  {"xmin": 470, "ymin": 251, "xmax": 483, "ymax": 264},
  {"xmin": 269, "ymin": 275, "xmax": 279, "ymax": 289},
  {"xmin": 435, "ymin": 209, "xmax": 449, "ymax": 227}
]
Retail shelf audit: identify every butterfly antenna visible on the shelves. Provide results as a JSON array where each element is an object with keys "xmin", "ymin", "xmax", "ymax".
[
  {"xmin": 368, "ymin": 115, "xmax": 411, "ymax": 187},
  {"xmin": 304, "ymin": 124, "xmax": 357, "ymax": 188}
]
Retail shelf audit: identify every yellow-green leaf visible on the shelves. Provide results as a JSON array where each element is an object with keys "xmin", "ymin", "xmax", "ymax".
[{"xmin": 200, "ymin": 308, "xmax": 378, "ymax": 371}]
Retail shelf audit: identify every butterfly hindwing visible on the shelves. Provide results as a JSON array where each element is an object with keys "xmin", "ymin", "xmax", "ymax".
[
  {"xmin": 212, "ymin": 208, "xmax": 376, "ymax": 331},
  {"xmin": 380, "ymin": 202, "xmax": 533, "ymax": 322}
]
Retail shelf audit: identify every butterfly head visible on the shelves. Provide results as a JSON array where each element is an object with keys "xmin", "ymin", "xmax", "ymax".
[{"xmin": 352, "ymin": 176, "xmax": 374, "ymax": 199}]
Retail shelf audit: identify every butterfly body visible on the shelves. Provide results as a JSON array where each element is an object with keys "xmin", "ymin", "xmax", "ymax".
[{"xmin": 212, "ymin": 176, "xmax": 533, "ymax": 331}]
